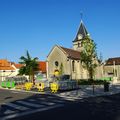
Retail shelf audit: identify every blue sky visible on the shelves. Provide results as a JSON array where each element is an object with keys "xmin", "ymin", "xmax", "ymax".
[{"xmin": 0, "ymin": 0, "xmax": 120, "ymax": 62}]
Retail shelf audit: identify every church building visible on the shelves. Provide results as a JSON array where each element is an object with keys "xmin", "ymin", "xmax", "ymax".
[{"xmin": 47, "ymin": 20, "xmax": 102, "ymax": 80}]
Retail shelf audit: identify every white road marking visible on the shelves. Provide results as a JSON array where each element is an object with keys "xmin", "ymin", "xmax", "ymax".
[
  {"xmin": 28, "ymin": 99, "xmax": 36, "ymax": 102},
  {"xmin": 0, "ymin": 104, "xmax": 64, "ymax": 120},
  {"xmin": 40, "ymin": 101, "xmax": 56, "ymax": 105},
  {"xmin": 56, "ymin": 95, "xmax": 83, "ymax": 101},
  {"xmin": 37, "ymin": 97, "xmax": 65, "ymax": 103},
  {"xmin": 4, "ymin": 103, "xmax": 29, "ymax": 110},
  {"xmin": 16, "ymin": 101, "xmax": 45, "ymax": 108},
  {"xmin": 37, "ymin": 97, "xmax": 46, "ymax": 100},
  {"xmin": 51, "ymin": 100, "xmax": 65, "ymax": 103},
  {"xmin": 4, "ymin": 110, "xmax": 16, "ymax": 115}
]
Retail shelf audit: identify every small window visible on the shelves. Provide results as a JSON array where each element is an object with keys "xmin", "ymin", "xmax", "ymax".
[
  {"xmin": 108, "ymin": 72, "xmax": 113, "ymax": 75},
  {"xmin": 78, "ymin": 42, "xmax": 80, "ymax": 47}
]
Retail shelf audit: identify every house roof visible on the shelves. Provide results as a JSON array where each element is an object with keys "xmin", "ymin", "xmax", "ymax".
[
  {"xmin": 60, "ymin": 46, "xmax": 80, "ymax": 60},
  {"xmin": 38, "ymin": 61, "xmax": 46, "ymax": 73},
  {"xmin": 105, "ymin": 57, "xmax": 120, "ymax": 66},
  {"xmin": 0, "ymin": 59, "xmax": 15, "ymax": 70},
  {"xmin": 14, "ymin": 64, "xmax": 24, "ymax": 69},
  {"xmin": 73, "ymin": 20, "xmax": 89, "ymax": 42}
]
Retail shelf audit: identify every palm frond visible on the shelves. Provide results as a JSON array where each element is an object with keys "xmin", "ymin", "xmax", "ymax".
[{"xmin": 26, "ymin": 50, "xmax": 31, "ymax": 60}]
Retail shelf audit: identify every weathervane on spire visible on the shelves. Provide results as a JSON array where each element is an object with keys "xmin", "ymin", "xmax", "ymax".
[{"xmin": 80, "ymin": 11, "xmax": 83, "ymax": 21}]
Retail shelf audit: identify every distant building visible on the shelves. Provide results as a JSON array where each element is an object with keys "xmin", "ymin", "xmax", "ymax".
[
  {"xmin": 0, "ymin": 59, "xmax": 16, "ymax": 82},
  {"xmin": 47, "ymin": 20, "xmax": 102, "ymax": 80},
  {"xmin": 0, "ymin": 59, "xmax": 47, "ymax": 82},
  {"xmin": 104, "ymin": 57, "xmax": 120, "ymax": 83},
  {"xmin": 37, "ymin": 61, "xmax": 46, "ymax": 74},
  {"xmin": 12, "ymin": 63, "xmax": 24, "ymax": 73},
  {"xmin": 35, "ymin": 61, "xmax": 47, "ymax": 80}
]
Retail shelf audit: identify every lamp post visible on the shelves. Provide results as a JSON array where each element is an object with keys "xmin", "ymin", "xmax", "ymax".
[{"xmin": 113, "ymin": 61, "xmax": 116, "ymax": 77}]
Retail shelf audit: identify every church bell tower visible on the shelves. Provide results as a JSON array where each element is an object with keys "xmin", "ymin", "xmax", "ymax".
[{"xmin": 73, "ymin": 20, "xmax": 89, "ymax": 52}]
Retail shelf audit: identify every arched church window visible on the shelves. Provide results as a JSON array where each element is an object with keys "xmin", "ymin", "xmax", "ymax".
[{"xmin": 72, "ymin": 60, "xmax": 75, "ymax": 72}]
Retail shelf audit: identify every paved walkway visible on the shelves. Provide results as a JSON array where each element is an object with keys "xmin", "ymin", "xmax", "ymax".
[
  {"xmin": 1, "ymin": 84, "xmax": 120, "ymax": 101},
  {"xmin": 56, "ymin": 84, "xmax": 120, "ymax": 101}
]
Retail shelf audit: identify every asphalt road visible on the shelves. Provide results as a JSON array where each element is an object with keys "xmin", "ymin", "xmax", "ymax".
[
  {"xmin": 12, "ymin": 93, "xmax": 120, "ymax": 120},
  {"xmin": 1, "ymin": 89, "xmax": 120, "ymax": 120},
  {"xmin": 0, "ymin": 89, "xmax": 35, "ymax": 104}
]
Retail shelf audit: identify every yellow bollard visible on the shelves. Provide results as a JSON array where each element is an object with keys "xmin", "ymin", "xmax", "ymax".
[
  {"xmin": 37, "ymin": 83, "xmax": 44, "ymax": 92},
  {"xmin": 25, "ymin": 82, "xmax": 33, "ymax": 91},
  {"xmin": 50, "ymin": 82, "xmax": 59, "ymax": 93}
]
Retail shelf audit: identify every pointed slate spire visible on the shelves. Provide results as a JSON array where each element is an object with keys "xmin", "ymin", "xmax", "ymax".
[{"xmin": 73, "ymin": 20, "xmax": 89, "ymax": 42}]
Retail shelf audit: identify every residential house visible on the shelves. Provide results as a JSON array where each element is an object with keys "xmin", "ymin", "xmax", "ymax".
[
  {"xmin": 0, "ymin": 59, "xmax": 16, "ymax": 82},
  {"xmin": 37, "ymin": 61, "xmax": 46, "ymax": 74},
  {"xmin": 0, "ymin": 59, "xmax": 47, "ymax": 82}
]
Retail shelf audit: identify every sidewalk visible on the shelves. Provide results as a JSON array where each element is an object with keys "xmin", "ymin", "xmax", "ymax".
[
  {"xmin": 56, "ymin": 84, "xmax": 120, "ymax": 100},
  {"xmin": 1, "ymin": 84, "xmax": 120, "ymax": 100}
]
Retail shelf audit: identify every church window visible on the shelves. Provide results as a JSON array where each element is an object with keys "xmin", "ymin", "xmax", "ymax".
[
  {"xmin": 78, "ymin": 42, "xmax": 80, "ymax": 47},
  {"xmin": 72, "ymin": 60, "xmax": 75, "ymax": 72},
  {"xmin": 55, "ymin": 61, "xmax": 59, "ymax": 67}
]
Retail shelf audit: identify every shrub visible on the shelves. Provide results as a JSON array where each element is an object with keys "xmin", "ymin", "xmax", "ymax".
[{"xmin": 77, "ymin": 79, "xmax": 106, "ymax": 85}]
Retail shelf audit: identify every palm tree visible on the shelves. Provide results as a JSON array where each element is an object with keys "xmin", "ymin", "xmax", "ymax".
[{"xmin": 19, "ymin": 51, "xmax": 39, "ymax": 85}]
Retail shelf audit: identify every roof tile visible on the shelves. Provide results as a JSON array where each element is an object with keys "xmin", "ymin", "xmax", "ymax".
[
  {"xmin": 0, "ymin": 59, "xmax": 15, "ymax": 70},
  {"xmin": 105, "ymin": 57, "xmax": 120, "ymax": 65},
  {"xmin": 60, "ymin": 46, "xmax": 80, "ymax": 60},
  {"xmin": 37, "ymin": 61, "xmax": 46, "ymax": 73}
]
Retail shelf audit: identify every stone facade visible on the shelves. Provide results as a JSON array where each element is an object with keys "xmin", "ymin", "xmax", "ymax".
[
  {"xmin": 47, "ymin": 20, "xmax": 102, "ymax": 80},
  {"xmin": 47, "ymin": 45, "xmax": 102, "ymax": 80},
  {"xmin": 47, "ymin": 46, "xmax": 71, "ymax": 79}
]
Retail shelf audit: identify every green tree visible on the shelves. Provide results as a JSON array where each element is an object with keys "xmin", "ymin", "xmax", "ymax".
[
  {"xmin": 81, "ymin": 36, "xmax": 97, "ymax": 80},
  {"xmin": 59, "ymin": 63, "xmax": 64, "ymax": 76},
  {"xmin": 19, "ymin": 51, "xmax": 39, "ymax": 85}
]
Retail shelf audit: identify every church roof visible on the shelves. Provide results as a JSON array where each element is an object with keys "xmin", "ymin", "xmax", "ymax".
[
  {"xmin": 73, "ymin": 20, "xmax": 89, "ymax": 42},
  {"xmin": 60, "ymin": 46, "xmax": 80, "ymax": 60},
  {"xmin": 105, "ymin": 57, "xmax": 120, "ymax": 66}
]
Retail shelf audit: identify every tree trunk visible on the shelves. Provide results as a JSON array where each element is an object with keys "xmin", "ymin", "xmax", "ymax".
[
  {"xmin": 89, "ymin": 67, "xmax": 93, "ymax": 80},
  {"xmin": 89, "ymin": 68, "xmax": 94, "ymax": 94},
  {"xmin": 32, "ymin": 71, "xmax": 35, "ymax": 85},
  {"xmin": 29, "ymin": 74, "xmax": 31, "ymax": 82}
]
